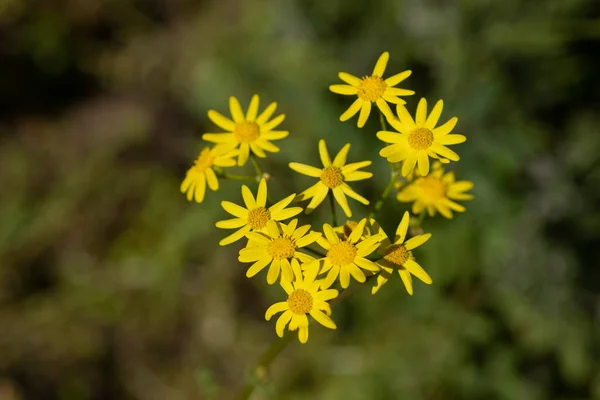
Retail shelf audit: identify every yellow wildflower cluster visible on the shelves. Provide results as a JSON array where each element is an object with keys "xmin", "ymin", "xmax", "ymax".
[{"xmin": 181, "ymin": 52, "xmax": 473, "ymax": 344}]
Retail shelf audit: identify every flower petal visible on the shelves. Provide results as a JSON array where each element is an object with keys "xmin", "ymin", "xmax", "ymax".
[
  {"xmin": 265, "ymin": 301, "xmax": 288, "ymax": 321},
  {"xmin": 329, "ymin": 84, "xmax": 358, "ymax": 95},
  {"xmin": 261, "ymin": 114, "xmax": 285, "ymax": 131},
  {"xmin": 256, "ymin": 178, "xmax": 267, "ymax": 207},
  {"xmin": 426, "ymin": 100, "xmax": 444, "ymax": 129},
  {"xmin": 310, "ymin": 309, "xmax": 337, "ymax": 329},
  {"xmin": 332, "ymin": 186, "xmax": 352, "ymax": 217},
  {"xmin": 219, "ymin": 225, "xmax": 251, "ymax": 246},
  {"xmin": 357, "ymin": 101, "xmax": 371, "ymax": 128},
  {"xmin": 404, "ymin": 233, "xmax": 432, "ymax": 250},
  {"xmin": 221, "ymin": 201, "xmax": 249, "ymax": 218},
  {"xmin": 275, "ymin": 310, "xmax": 292, "ymax": 337},
  {"xmin": 256, "ymin": 102, "xmax": 278, "ymax": 125},
  {"xmin": 416, "ymin": 98, "xmax": 427, "ymax": 125},
  {"xmin": 340, "ymin": 98, "xmax": 363, "ymax": 122},
  {"xmin": 338, "ymin": 72, "xmax": 362, "ymax": 86},
  {"xmin": 333, "ymin": 143, "xmax": 351, "ymax": 167},
  {"xmin": 348, "ymin": 218, "xmax": 366, "ymax": 243},
  {"xmin": 395, "ymin": 211, "xmax": 410, "ymax": 244},
  {"xmin": 229, "ymin": 97, "xmax": 245, "ymax": 123},
  {"xmin": 207, "ymin": 110, "xmax": 236, "ymax": 131},
  {"xmin": 318, "ymin": 139, "xmax": 332, "ymax": 167},
  {"xmin": 246, "ymin": 94, "xmax": 260, "ymax": 121},
  {"xmin": 289, "ymin": 162, "xmax": 322, "ymax": 177},
  {"xmin": 372, "ymin": 52, "xmax": 389, "ymax": 76},
  {"xmin": 385, "ymin": 70, "xmax": 411, "ymax": 86},
  {"xmin": 404, "ymin": 259, "xmax": 432, "ymax": 284}
]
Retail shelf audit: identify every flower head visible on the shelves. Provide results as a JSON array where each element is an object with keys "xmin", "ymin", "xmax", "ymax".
[
  {"xmin": 180, "ymin": 145, "xmax": 238, "ymax": 203},
  {"xmin": 370, "ymin": 212, "xmax": 432, "ymax": 295},
  {"xmin": 377, "ymin": 98, "xmax": 466, "ymax": 177},
  {"xmin": 289, "ymin": 140, "xmax": 372, "ymax": 217},
  {"xmin": 202, "ymin": 95, "xmax": 288, "ymax": 166},
  {"xmin": 314, "ymin": 219, "xmax": 381, "ymax": 289},
  {"xmin": 333, "ymin": 220, "xmax": 372, "ymax": 241},
  {"xmin": 265, "ymin": 266, "xmax": 338, "ymax": 344},
  {"xmin": 239, "ymin": 219, "xmax": 321, "ymax": 284},
  {"xmin": 216, "ymin": 178, "xmax": 303, "ymax": 246},
  {"xmin": 330, "ymin": 52, "xmax": 414, "ymax": 128}
]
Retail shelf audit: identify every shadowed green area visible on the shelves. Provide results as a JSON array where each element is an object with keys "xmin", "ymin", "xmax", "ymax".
[{"xmin": 1, "ymin": 0, "xmax": 599, "ymax": 399}]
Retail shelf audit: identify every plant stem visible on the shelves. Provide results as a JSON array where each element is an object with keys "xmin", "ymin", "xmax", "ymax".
[
  {"xmin": 378, "ymin": 110, "xmax": 388, "ymax": 131},
  {"xmin": 368, "ymin": 110, "xmax": 396, "ymax": 218},
  {"xmin": 250, "ymin": 154, "xmax": 263, "ymax": 179},
  {"xmin": 302, "ymin": 246, "xmax": 327, "ymax": 258},
  {"xmin": 218, "ymin": 172, "xmax": 257, "ymax": 181},
  {"xmin": 328, "ymin": 191, "xmax": 338, "ymax": 226}
]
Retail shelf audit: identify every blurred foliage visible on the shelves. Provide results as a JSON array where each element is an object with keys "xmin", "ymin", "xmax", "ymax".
[{"xmin": 1, "ymin": 0, "xmax": 600, "ymax": 399}]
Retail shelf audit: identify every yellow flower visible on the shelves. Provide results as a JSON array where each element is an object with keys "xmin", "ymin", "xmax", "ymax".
[
  {"xmin": 202, "ymin": 95, "xmax": 288, "ymax": 166},
  {"xmin": 314, "ymin": 218, "xmax": 381, "ymax": 289},
  {"xmin": 216, "ymin": 178, "xmax": 303, "ymax": 246},
  {"xmin": 370, "ymin": 212, "xmax": 432, "ymax": 295},
  {"xmin": 265, "ymin": 266, "xmax": 338, "ymax": 344},
  {"xmin": 329, "ymin": 52, "xmax": 414, "ymax": 128},
  {"xmin": 289, "ymin": 139, "xmax": 372, "ymax": 218},
  {"xmin": 239, "ymin": 219, "xmax": 321, "ymax": 284},
  {"xmin": 180, "ymin": 145, "xmax": 238, "ymax": 203},
  {"xmin": 397, "ymin": 163, "xmax": 474, "ymax": 218},
  {"xmin": 377, "ymin": 98, "xmax": 467, "ymax": 177},
  {"xmin": 333, "ymin": 220, "xmax": 372, "ymax": 241}
]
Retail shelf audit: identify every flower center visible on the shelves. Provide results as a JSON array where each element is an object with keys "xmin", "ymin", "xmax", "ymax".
[
  {"xmin": 193, "ymin": 148, "xmax": 214, "ymax": 173},
  {"xmin": 268, "ymin": 236, "xmax": 297, "ymax": 260},
  {"xmin": 247, "ymin": 207, "xmax": 270, "ymax": 230},
  {"xmin": 383, "ymin": 244, "xmax": 411, "ymax": 268},
  {"xmin": 417, "ymin": 176, "xmax": 447, "ymax": 202},
  {"xmin": 320, "ymin": 166, "xmax": 344, "ymax": 188},
  {"xmin": 234, "ymin": 121, "xmax": 260, "ymax": 143},
  {"xmin": 287, "ymin": 289, "xmax": 313, "ymax": 315},
  {"xmin": 327, "ymin": 241, "xmax": 357, "ymax": 266},
  {"xmin": 408, "ymin": 128, "xmax": 434, "ymax": 150},
  {"xmin": 358, "ymin": 75, "xmax": 387, "ymax": 102}
]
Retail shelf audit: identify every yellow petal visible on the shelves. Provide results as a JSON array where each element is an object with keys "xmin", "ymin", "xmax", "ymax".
[
  {"xmin": 207, "ymin": 110, "xmax": 235, "ymax": 131},
  {"xmin": 275, "ymin": 310, "xmax": 292, "ymax": 337},
  {"xmin": 417, "ymin": 151, "xmax": 430, "ymax": 176},
  {"xmin": 348, "ymin": 218, "xmax": 366, "ymax": 243},
  {"xmin": 310, "ymin": 309, "xmax": 337, "ymax": 329},
  {"xmin": 404, "ymin": 233, "xmax": 432, "ymax": 250},
  {"xmin": 246, "ymin": 94, "xmax": 260, "ymax": 121},
  {"xmin": 215, "ymin": 218, "xmax": 246, "ymax": 229},
  {"xmin": 338, "ymin": 72, "xmax": 361, "ymax": 86},
  {"xmin": 256, "ymin": 178, "xmax": 267, "ymax": 207},
  {"xmin": 256, "ymin": 102, "xmax": 278, "ymax": 125},
  {"xmin": 357, "ymin": 101, "xmax": 371, "ymax": 128},
  {"xmin": 426, "ymin": 100, "xmax": 444, "ymax": 129},
  {"xmin": 221, "ymin": 201, "xmax": 249, "ymax": 218},
  {"xmin": 241, "ymin": 185, "xmax": 256, "ymax": 209},
  {"xmin": 265, "ymin": 301, "xmax": 288, "ymax": 321},
  {"xmin": 219, "ymin": 225, "xmax": 251, "ymax": 246},
  {"xmin": 333, "ymin": 143, "xmax": 350, "ymax": 167},
  {"xmin": 438, "ymin": 134, "xmax": 467, "ymax": 145},
  {"xmin": 384, "ymin": 70, "xmax": 411, "ymax": 86},
  {"xmin": 238, "ymin": 143, "xmax": 250, "ymax": 166},
  {"xmin": 399, "ymin": 269, "xmax": 414, "ymax": 295},
  {"xmin": 205, "ymin": 168, "xmax": 219, "ymax": 191},
  {"xmin": 318, "ymin": 139, "xmax": 332, "ymax": 167},
  {"xmin": 229, "ymin": 96, "xmax": 245, "ymax": 123},
  {"xmin": 395, "ymin": 211, "xmax": 410, "ymax": 244},
  {"xmin": 329, "ymin": 84, "xmax": 358, "ymax": 95},
  {"xmin": 433, "ymin": 117, "xmax": 458, "ymax": 137},
  {"xmin": 404, "ymin": 259, "xmax": 432, "ymax": 284},
  {"xmin": 261, "ymin": 114, "xmax": 285, "ymax": 131},
  {"xmin": 289, "ymin": 162, "xmax": 322, "ymax": 177},
  {"xmin": 339, "ymin": 98, "xmax": 363, "ymax": 122},
  {"xmin": 341, "ymin": 184, "xmax": 369, "ymax": 205},
  {"xmin": 372, "ymin": 51, "xmax": 389, "ymax": 77},
  {"xmin": 332, "ymin": 186, "xmax": 352, "ymax": 217},
  {"xmin": 416, "ymin": 98, "xmax": 427, "ymax": 125}
]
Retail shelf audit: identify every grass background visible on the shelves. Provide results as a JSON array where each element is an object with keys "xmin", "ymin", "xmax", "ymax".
[{"xmin": 1, "ymin": 0, "xmax": 599, "ymax": 399}]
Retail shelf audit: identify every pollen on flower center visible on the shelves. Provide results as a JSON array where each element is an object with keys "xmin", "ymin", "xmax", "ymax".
[
  {"xmin": 358, "ymin": 75, "xmax": 387, "ymax": 102},
  {"xmin": 234, "ymin": 121, "xmax": 260, "ymax": 143},
  {"xmin": 193, "ymin": 148, "xmax": 214, "ymax": 173},
  {"xmin": 288, "ymin": 289, "xmax": 313, "ymax": 315},
  {"xmin": 408, "ymin": 128, "xmax": 434, "ymax": 150},
  {"xmin": 268, "ymin": 236, "xmax": 297, "ymax": 260},
  {"xmin": 383, "ymin": 244, "xmax": 411, "ymax": 268},
  {"xmin": 327, "ymin": 241, "xmax": 357, "ymax": 266},
  {"xmin": 320, "ymin": 166, "xmax": 344, "ymax": 188},
  {"xmin": 418, "ymin": 177, "xmax": 447, "ymax": 201},
  {"xmin": 247, "ymin": 207, "xmax": 270, "ymax": 229}
]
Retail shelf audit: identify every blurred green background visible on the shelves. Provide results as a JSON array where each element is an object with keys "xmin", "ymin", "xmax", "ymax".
[{"xmin": 1, "ymin": 0, "xmax": 600, "ymax": 399}]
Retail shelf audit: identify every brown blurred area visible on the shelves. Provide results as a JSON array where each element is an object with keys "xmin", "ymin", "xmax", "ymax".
[{"xmin": 1, "ymin": 0, "xmax": 600, "ymax": 399}]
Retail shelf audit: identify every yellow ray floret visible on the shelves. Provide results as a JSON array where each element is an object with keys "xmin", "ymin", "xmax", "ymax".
[
  {"xmin": 180, "ymin": 145, "xmax": 238, "ymax": 203},
  {"xmin": 289, "ymin": 139, "xmax": 372, "ymax": 218},
  {"xmin": 239, "ymin": 219, "xmax": 321, "ymax": 284},
  {"xmin": 216, "ymin": 178, "xmax": 303, "ymax": 246},
  {"xmin": 202, "ymin": 95, "xmax": 288, "ymax": 166},
  {"xmin": 370, "ymin": 212, "xmax": 432, "ymax": 295},
  {"xmin": 397, "ymin": 162, "xmax": 474, "ymax": 218},
  {"xmin": 313, "ymin": 218, "xmax": 381, "ymax": 289},
  {"xmin": 377, "ymin": 98, "xmax": 467, "ymax": 177},
  {"xmin": 329, "ymin": 51, "xmax": 414, "ymax": 128},
  {"xmin": 265, "ymin": 265, "xmax": 338, "ymax": 344}
]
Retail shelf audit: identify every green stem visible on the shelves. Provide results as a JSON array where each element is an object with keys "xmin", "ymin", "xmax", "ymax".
[
  {"xmin": 368, "ymin": 110, "xmax": 396, "ymax": 218},
  {"xmin": 303, "ymin": 246, "xmax": 327, "ymax": 258},
  {"xmin": 378, "ymin": 110, "xmax": 388, "ymax": 132},
  {"xmin": 250, "ymin": 154, "xmax": 263, "ymax": 179},
  {"xmin": 328, "ymin": 191, "xmax": 338, "ymax": 226},
  {"xmin": 218, "ymin": 172, "xmax": 256, "ymax": 181},
  {"xmin": 237, "ymin": 334, "xmax": 294, "ymax": 400}
]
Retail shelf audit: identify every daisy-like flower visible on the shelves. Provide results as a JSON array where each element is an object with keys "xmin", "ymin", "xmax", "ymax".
[
  {"xmin": 289, "ymin": 140, "xmax": 372, "ymax": 218},
  {"xmin": 180, "ymin": 145, "xmax": 238, "ymax": 203},
  {"xmin": 202, "ymin": 95, "xmax": 288, "ymax": 166},
  {"xmin": 370, "ymin": 212, "xmax": 432, "ymax": 295},
  {"xmin": 239, "ymin": 219, "xmax": 321, "ymax": 284},
  {"xmin": 314, "ymin": 218, "xmax": 381, "ymax": 289},
  {"xmin": 397, "ymin": 162, "xmax": 474, "ymax": 218},
  {"xmin": 377, "ymin": 98, "xmax": 467, "ymax": 177},
  {"xmin": 333, "ymin": 220, "xmax": 372, "ymax": 241},
  {"xmin": 265, "ymin": 266, "xmax": 338, "ymax": 344},
  {"xmin": 329, "ymin": 52, "xmax": 414, "ymax": 128},
  {"xmin": 216, "ymin": 178, "xmax": 303, "ymax": 246}
]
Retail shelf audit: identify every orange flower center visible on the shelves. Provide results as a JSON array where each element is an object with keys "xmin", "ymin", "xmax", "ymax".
[
  {"xmin": 288, "ymin": 289, "xmax": 313, "ymax": 315},
  {"xmin": 247, "ymin": 207, "xmax": 270, "ymax": 229},
  {"xmin": 408, "ymin": 128, "xmax": 434, "ymax": 150},
  {"xmin": 268, "ymin": 236, "xmax": 297, "ymax": 260},
  {"xmin": 327, "ymin": 241, "xmax": 357, "ymax": 266},
  {"xmin": 320, "ymin": 166, "xmax": 344, "ymax": 188},
  {"xmin": 383, "ymin": 244, "xmax": 411, "ymax": 268},
  {"xmin": 358, "ymin": 76, "xmax": 387, "ymax": 102},
  {"xmin": 234, "ymin": 121, "xmax": 260, "ymax": 143}
]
